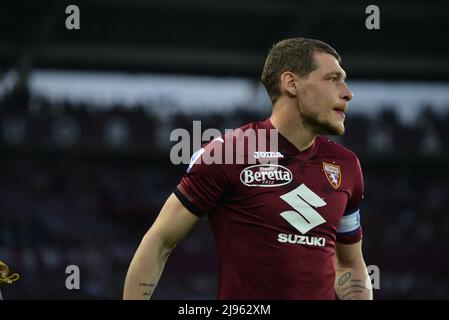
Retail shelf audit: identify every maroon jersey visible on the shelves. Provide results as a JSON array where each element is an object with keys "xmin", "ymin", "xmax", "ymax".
[{"xmin": 174, "ymin": 118, "xmax": 364, "ymax": 299}]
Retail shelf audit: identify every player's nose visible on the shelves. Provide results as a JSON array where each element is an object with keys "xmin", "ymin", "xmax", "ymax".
[{"xmin": 341, "ymin": 82, "xmax": 353, "ymax": 102}]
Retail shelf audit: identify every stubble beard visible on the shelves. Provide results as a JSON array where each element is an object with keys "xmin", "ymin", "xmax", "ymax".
[{"xmin": 302, "ymin": 111, "xmax": 345, "ymax": 136}]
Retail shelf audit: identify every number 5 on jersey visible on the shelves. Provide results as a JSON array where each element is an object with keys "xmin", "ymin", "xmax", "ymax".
[{"xmin": 280, "ymin": 184, "xmax": 326, "ymax": 234}]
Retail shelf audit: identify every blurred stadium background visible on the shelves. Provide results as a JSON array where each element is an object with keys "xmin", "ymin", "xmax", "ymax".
[{"xmin": 1, "ymin": 0, "xmax": 449, "ymax": 299}]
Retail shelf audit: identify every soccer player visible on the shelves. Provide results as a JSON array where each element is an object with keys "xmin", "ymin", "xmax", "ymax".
[{"xmin": 123, "ymin": 38, "xmax": 373, "ymax": 300}]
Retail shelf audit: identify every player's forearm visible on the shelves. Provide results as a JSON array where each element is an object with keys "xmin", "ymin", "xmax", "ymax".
[
  {"xmin": 335, "ymin": 256, "xmax": 373, "ymax": 300},
  {"xmin": 123, "ymin": 232, "xmax": 174, "ymax": 300}
]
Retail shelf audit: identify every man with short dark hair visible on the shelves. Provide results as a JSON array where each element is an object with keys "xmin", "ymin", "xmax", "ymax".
[{"xmin": 124, "ymin": 37, "xmax": 373, "ymax": 300}]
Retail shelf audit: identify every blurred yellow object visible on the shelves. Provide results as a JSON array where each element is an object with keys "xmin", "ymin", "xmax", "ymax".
[{"xmin": 0, "ymin": 260, "xmax": 20, "ymax": 285}]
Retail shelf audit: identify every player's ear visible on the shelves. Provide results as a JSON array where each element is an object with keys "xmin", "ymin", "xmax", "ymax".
[{"xmin": 279, "ymin": 71, "xmax": 298, "ymax": 98}]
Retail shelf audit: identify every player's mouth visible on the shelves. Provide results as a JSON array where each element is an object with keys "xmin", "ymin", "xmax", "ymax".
[
  {"xmin": 333, "ymin": 107, "xmax": 346, "ymax": 119},
  {"xmin": 333, "ymin": 105, "xmax": 348, "ymax": 120}
]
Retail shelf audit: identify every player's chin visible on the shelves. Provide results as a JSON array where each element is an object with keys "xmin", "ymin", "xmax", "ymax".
[
  {"xmin": 334, "ymin": 123, "xmax": 345, "ymax": 135},
  {"xmin": 311, "ymin": 117, "xmax": 345, "ymax": 136},
  {"xmin": 323, "ymin": 121, "xmax": 345, "ymax": 136}
]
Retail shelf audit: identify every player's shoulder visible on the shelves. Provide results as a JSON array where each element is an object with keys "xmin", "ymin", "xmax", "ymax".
[{"xmin": 317, "ymin": 135, "xmax": 360, "ymax": 164}]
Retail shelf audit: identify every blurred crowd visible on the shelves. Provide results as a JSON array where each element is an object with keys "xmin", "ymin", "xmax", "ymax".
[{"xmin": 1, "ymin": 88, "xmax": 449, "ymax": 299}]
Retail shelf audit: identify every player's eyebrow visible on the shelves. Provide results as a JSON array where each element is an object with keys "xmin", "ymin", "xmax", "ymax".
[{"xmin": 324, "ymin": 71, "xmax": 347, "ymax": 80}]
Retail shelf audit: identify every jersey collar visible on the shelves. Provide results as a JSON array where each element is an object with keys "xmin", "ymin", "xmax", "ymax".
[{"xmin": 259, "ymin": 118, "xmax": 320, "ymax": 161}]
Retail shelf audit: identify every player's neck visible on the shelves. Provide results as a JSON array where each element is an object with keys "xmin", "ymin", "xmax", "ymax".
[{"xmin": 270, "ymin": 107, "xmax": 316, "ymax": 152}]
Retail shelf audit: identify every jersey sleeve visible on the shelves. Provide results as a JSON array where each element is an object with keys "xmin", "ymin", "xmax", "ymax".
[
  {"xmin": 174, "ymin": 137, "xmax": 231, "ymax": 217},
  {"xmin": 336, "ymin": 155, "xmax": 364, "ymax": 244}
]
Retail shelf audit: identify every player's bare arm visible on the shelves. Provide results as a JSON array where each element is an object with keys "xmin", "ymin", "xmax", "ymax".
[
  {"xmin": 123, "ymin": 193, "xmax": 199, "ymax": 300},
  {"xmin": 335, "ymin": 240, "xmax": 373, "ymax": 300}
]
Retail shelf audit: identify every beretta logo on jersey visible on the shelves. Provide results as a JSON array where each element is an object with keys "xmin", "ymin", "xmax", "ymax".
[
  {"xmin": 322, "ymin": 162, "xmax": 341, "ymax": 189},
  {"xmin": 240, "ymin": 164, "xmax": 292, "ymax": 187}
]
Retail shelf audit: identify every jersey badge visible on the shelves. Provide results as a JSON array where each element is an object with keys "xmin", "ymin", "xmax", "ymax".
[{"xmin": 322, "ymin": 162, "xmax": 341, "ymax": 189}]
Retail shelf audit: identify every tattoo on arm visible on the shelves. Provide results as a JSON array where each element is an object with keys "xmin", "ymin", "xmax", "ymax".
[
  {"xmin": 139, "ymin": 282, "xmax": 155, "ymax": 297},
  {"xmin": 342, "ymin": 283, "xmax": 366, "ymax": 297},
  {"xmin": 342, "ymin": 290, "xmax": 364, "ymax": 299},
  {"xmin": 338, "ymin": 272, "xmax": 369, "ymax": 299},
  {"xmin": 338, "ymin": 272, "xmax": 352, "ymax": 286},
  {"xmin": 139, "ymin": 282, "xmax": 155, "ymax": 287}
]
